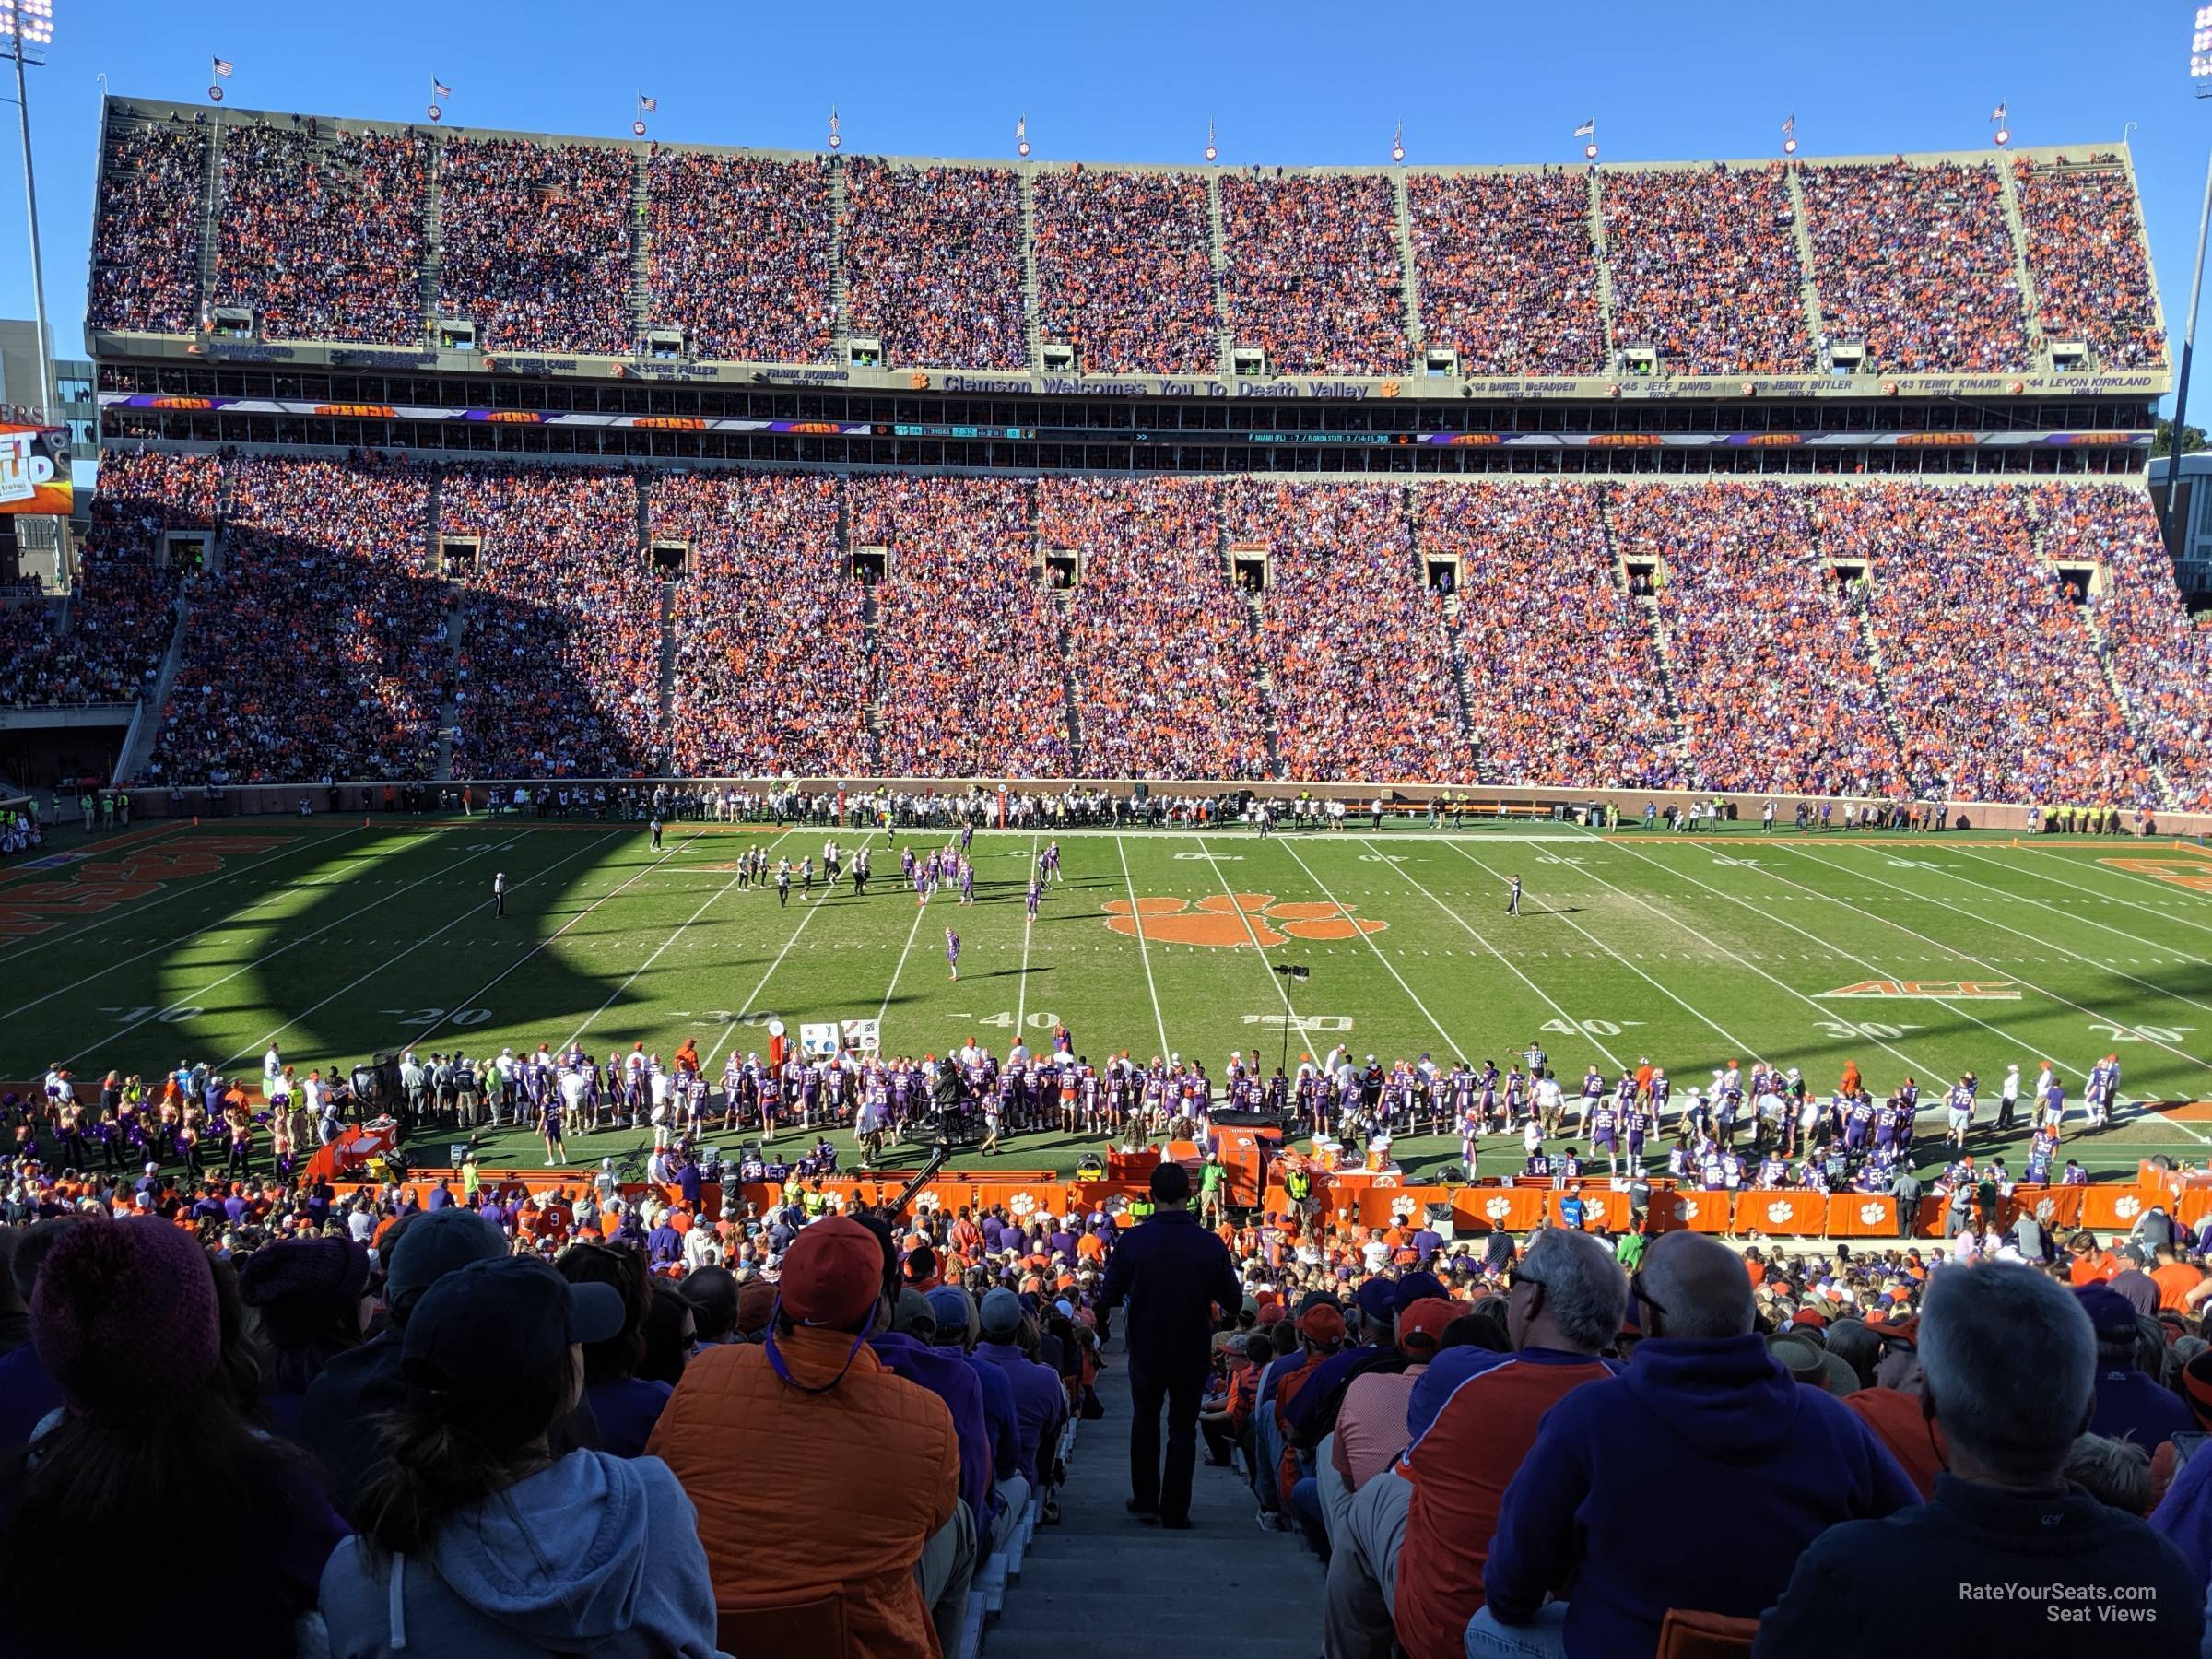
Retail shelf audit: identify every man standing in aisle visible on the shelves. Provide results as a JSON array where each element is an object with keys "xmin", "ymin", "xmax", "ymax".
[
  {"xmin": 491, "ymin": 870, "xmax": 506, "ymax": 919},
  {"xmin": 1100, "ymin": 1162, "xmax": 1243, "ymax": 1530}
]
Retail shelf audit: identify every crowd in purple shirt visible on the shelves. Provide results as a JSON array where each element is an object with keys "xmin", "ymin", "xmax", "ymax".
[
  {"xmin": 647, "ymin": 149, "xmax": 836, "ymax": 366},
  {"xmin": 1033, "ymin": 167, "xmax": 1220, "ymax": 377},
  {"xmin": 658, "ymin": 470, "xmax": 875, "ymax": 777}
]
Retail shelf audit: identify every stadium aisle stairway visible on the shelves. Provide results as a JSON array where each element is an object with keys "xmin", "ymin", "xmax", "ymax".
[{"xmin": 985, "ymin": 1335, "xmax": 1325, "ymax": 1659}]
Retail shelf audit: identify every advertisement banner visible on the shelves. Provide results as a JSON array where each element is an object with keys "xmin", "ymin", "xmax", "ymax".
[{"xmin": 0, "ymin": 424, "xmax": 69, "ymax": 515}]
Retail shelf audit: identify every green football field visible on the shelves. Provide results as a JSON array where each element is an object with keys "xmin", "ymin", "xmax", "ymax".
[{"xmin": 6, "ymin": 813, "xmax": 2212, "ymax": 1185}]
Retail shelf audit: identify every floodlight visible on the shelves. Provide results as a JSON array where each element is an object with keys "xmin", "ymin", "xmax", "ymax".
[
  {"xmin": 0, "ymin": 0, "xmax": 53, "ymax": 47},
  {"xmin": 2194, "ymin": 5, "xmax": 2212, "ymax": 77}
]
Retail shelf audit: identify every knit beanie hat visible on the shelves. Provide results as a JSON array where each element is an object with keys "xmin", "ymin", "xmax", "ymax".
[
  {"xmin": 236, "ymin": 1236, "xmax": 371, "ymax": 1311},
  {"xmin": 33, "ymin": 1218, "xmax": 218, "ymax": 1413}
]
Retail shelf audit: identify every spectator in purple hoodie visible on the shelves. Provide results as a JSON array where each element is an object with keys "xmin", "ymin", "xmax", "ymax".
[{"xmin": 1469, "ymin": 1230, "xmax": 1919, "ymax": 1658}]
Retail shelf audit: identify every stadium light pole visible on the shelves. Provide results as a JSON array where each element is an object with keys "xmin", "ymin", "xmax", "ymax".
[
  {"xmin": 2170, "ymin": 9, "xmax": 2212, "ymax": 544},
  {"xmin": 2, "ymin": 0, "xmax": 55, "ymax": 424}
]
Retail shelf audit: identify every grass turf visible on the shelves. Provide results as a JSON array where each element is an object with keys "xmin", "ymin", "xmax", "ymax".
[{"xmin": 6, "ymin": 813, "xmax": 2212, "ymax": 1185}]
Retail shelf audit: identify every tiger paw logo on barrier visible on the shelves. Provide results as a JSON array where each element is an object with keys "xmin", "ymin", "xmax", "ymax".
[
  {"xmin": 2115, "ymin": 1194, "xmax": 2142, "ymax": 1221},
  {"xmin": 2033, "ymin": 1197, "xmax": 2058, "ymax": 1222},
  {"xmin": 1582, "ymin": 1196, "xmax": 1608, "ymax": 1226},
  {"xmin": 1673, "ymin": 1197, "xmax": 1700, "ymax": 1222},
  {"xmin": 1859, "ymin": 1202, "xmax": 1888, "ymax": 1227},
  {"xmin": 1767, "ymin": 1200, "xmax": 1797, "ymax": 1226},
  {"xmin": 1390, "ymin": 1194, "xmax": 1418, "ymax": 1223},
  {"xmin": 1007, "ymin": 1191, "xmax": 1039, "ymax": 1219},
  {"xmin": 1484, "ymin": 1195, "xmax": 1513, "ymax": 1221},
  {"xmin": 1103, "ymin": 893, "xmax": 1387, "ymax": 948}
]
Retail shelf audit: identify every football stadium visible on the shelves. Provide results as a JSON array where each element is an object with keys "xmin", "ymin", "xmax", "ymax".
[{"xmin": 7, "ymin": 4, "xmax": 2212, "ymax": 1654}]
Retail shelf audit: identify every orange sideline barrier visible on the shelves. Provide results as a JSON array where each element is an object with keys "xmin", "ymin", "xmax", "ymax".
[
  {"xmin": 2001, "ymin": 1186, "xmax": 2087, "ymax": 1232},
  {"xmin": 2083, "ymin": 1185, "xmax": 2162, "ymax": 1230},
  {"xmin": 1735, "ymin": 1190, "xmax": 1824, "ymax": 1234},
  {"xmin": 1828, "ymin": 1194, "xmax": 1901, "ymax": 1237},
  {"xmin": 1664, "ymin": 1190, "xmax": 1733, "ymax": 1233}
]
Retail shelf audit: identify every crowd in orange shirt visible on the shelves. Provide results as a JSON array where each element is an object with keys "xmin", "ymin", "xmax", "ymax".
[
  {"xmin": 1603, "ymin": 164, "xmax": 1813, "ymax": 375},
  {"xmin": 213, "ymin": 124, "xmax": 428, "ymax": 346},
  {"xmin": 446, "ymin": 464, "xmax": 662, "ymax": 778},
  {"xmin": 88, "ymin": 122, "xmax": 206, "ymax": 336},
  {"xmin": 1408, "ymin": 171, "xmax": 1605, "ymax": 378},
  {"xmin": 1033, "ymin": 168, "xmax": 1220, "ymax": 377},
  {"xmin": 151, "ymin": 454, "xmax": 447, "ymax": 784},
  {"xmin": 1803, "ymin": 160, "xmax": 2029, "ymax": 373},
  {"xmin": 646, "ymin": 149, "xmax": 835, "ymax": 366},
  {"xmin": 657, "ymin": 471, "xmax": 874, "ymax": 777},
  {"xmin": 843, "ymin": 159, "xmax": 1028, "ymax": 371},
  {"xmin": 1423, "ymin": 482, "xmax": 1680, "ymax": 788},
  {"xmin": 437, "ymin": 138, "xmax": 634, "ymax": 357},
  {"xmin": 1050, "ymin": 477, "xmax": 1274, "ymax": 780},
  {"xmin": 2017, "ymin": 158, "xmax": 2168, "ymax": 371},
  {"xmin": 1219, "ymin": 171, "xmax": 1408, "ymax": 378}
]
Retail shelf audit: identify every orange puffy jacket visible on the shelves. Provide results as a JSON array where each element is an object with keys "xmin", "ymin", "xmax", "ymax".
[{"xmin": 646, "ymin": 1327, "xmax": 959, "ymax": 1657}]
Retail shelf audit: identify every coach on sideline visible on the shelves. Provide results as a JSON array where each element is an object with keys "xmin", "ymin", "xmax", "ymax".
[{"xmin": 1100, "ymin": 1161, "xmax": 1241, "ymax": 1529}]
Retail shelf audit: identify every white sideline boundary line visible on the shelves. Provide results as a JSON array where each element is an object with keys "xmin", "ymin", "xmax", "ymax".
[
  {"xmin": 559, "ymin": 845, "xmax": 759, "ymax": 1053},
  {"xmin": 0, "ymin": 823, "xmax": 373, "ymax": 970},
  {"xmin": 218, "ymin": 829, "xmax": 623, "ymax": 1069},
  {"xmin": 57, "ymin": 834, "xmax": 531, "ymax": 1067},
  {"xmin": 1196, "ymin": 833, "xmax": 1313, "ymax": 1064},
  {"xmin": 704, "ymin": 831, "xmax": 825, "ymax": 1072},
  {"xmin": 1776, "ymin": 843, "xmax": 2212, "ymax": 1077},
  {"xmin": 1275, "ymin": 836, "xmax": 1469, "ymax": 1059},
  {"xmin": 1440, "ymin": 840, "xmax": 1764, "ymax": 1066},
  {"xmin": 1115, "ymin": 835, "xmax": 1171, "ymax": 1062},
  {"xmin": 1353, "ymin": 833, "xmax": 1628, "ymax": 1072},
  {"xmin": 1827, "ymin": 841, "xmax": 2212, "ymax": 1018}
]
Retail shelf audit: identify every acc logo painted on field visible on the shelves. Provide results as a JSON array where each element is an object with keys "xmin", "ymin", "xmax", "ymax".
[
  {"xmin": 1859, "ymin": 1203, "xmax": 1888, "ymax": 1227},
  {"xmin": 2115, "ymin": 1194, "xmax": 2143, "ymax": 1221},
  {"xmin": 1103, "ymin": 893, "xmax": 1388, "ymax": 949},
  {"xmin": 1007, "ymin": 1191, "xmax": 1039, "ymax": 1219},
  {"xmin": 1484, "ymin": 1195, "xmax": 1513, "ymax": 1221}
]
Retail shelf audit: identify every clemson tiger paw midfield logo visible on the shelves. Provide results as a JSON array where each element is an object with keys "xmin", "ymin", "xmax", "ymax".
[{"xmin": 1103, "ymin": 893, "xmax": 1387, "ymax": 948}]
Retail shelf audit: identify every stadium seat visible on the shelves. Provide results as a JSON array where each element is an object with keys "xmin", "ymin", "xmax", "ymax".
[
  {"xmin": 714, "ymin": 1592, "xmax": 851, "ymax": 1655},
  {"xmin": 1655, "ymin": 1607, "xmax": 1761, "ymax": 1659}
]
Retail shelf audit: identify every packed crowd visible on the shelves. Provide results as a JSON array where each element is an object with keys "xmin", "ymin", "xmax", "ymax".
[
  {"xmin": 842, "ymin": 159, "xmax": 1029, "ymax": 371},
  {"xmin": 1048, "ymin": 477, "xmax": 1273, "ymax": 779},
  {"xmin": 2016, "ymin": 158, "xmax": 2168, "ymax": 371},
  {"xmin": 1802, "ymin": 160, "xmax": 2030, "ymax": 373},
  {"xmin": 1420, "ymin": 483, "xmax": 1680, "ymax": 788},
  {"xmin": 1218, "ymin": 172, "xmax": 1408, "ymax": 378},
  {"xmin": 151, "ymin": 455, "xmax": 447, "ymax": 785},
  {"xmin": 0, "ymin": 448, "xmax": 214, "ymax": 710},
  {"xmin": 2045, "ymin": 484, "xmax": 2212, "ymax": 810},
  {"xmin": 214, "ymin": 124, "xmax": 429, "ymax": 346},
  {"xmin": 1233, "ymin": 481, "xmax": 1475, "ymax": 784},
  {"xmin": 1602, "ymin": 164, "xmax": 1814, "ymax": 376},
  {"xmin": 436, "ymin": 138, "xmax": 634, "ymax": 357},
  {"xmin": 646, "ymin": 149, "xmax": 836, "ymax": 365},
  {"xmin": 1032, "ymin": 168, "xmax": 1220, "ymax": 377},
  {"xmin": 87, "ymin": 121, "xmax": 208, "ymax": 336},
  {"xmin": 446, "ymin": 465, "xmax": 662, "ymax": 779},
  {"xmin": 858, "ymin": 476, "xmax": 1075, "ymax": 777},
  {"xmin": 657, "ymin": 471, "xmax": 875, "ymax": 776},
  {"xmin": 1823, "ymin": 485, "xmax": 2155, "ymax": 806},
  {"xmin": 1630, "ymin": 481, "xmax": 1903, "ymax": 796},
  {"xmin": 1406, "ymin": 171, "xmax": 1604, "ymax": 378}
]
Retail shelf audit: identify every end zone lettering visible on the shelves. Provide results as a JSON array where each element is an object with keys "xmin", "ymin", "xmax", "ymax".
[{"xmin": 0, "ymin": 834, "xmax": 298, "ymax": 937}]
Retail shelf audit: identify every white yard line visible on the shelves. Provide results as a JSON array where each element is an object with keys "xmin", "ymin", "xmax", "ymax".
[
  {"xmin": 1017, "ymin": 833, "xmax": 1040, "ymax": 1030},
  {"xmin": 703, "ymin": 832, "xmax": 829, "ymax": 1071},
  {"xmin": 1355, "ymin": 832, "xmax": 1628, "ymax": 1071},
  {"xmin": 1563, "ymin": 830, "xmax": 1956, "ymax": 1087},
  {"xmin": 1115, "ymin": 833, "xmax": 1171, "ymax": 1061},
  {"xmin": 1276, "ymin": 836, "xmax": 1470, "ymax": 1058},
  {"xmin": 217, "ymin": 829, "xmax": 622, "ymax": 1069},
  {"xmin": 1196, "ymin": 834, "xmax": 1313, "ymax": 1063},
  {"xmin": 1991, "ymin": 845, "xmax": 2212, "ymax": 940},
  {"xmin": 1830, "ymin": 841, "xmax": 2212, "ymax": 1015},
  {"xmin": 873, "ymin": 901, "xmax": 931, "ymax": 1035},
  {"xmin": 1774, "ymin": 843, "xmax": 2212, "ymax": 1075},
  {"xmin": 57, "ymin": 835, "xmax": 528, "ymax": 1066},
  {"xmin": 0, "ymin": 823, "xmax": 372, "ymax": 969},
  {"xmin": 1441, "ymin": 840, "xmax": 1765, "ymax": 1066}
]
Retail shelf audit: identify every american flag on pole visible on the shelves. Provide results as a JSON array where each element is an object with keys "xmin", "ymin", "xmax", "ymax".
[
  {"xmin": 637, "ymin": 93, "xmax": 657, "ymax": 112},
  {"xmin": 212, "ymin": 55, "xmax": 234, "ymax": 78},
  {"xmin": 1572, "ymin": 118, "xmax": 1595, "ymax": 137},
  {"xmin": 433, "ymin": 78, "xmax": 452, "ymax": 100},
  {"xmin": 1782, "ymin": 113, "xmax": 1795, "ymax": 135},
  {"xmin": 1991, "ymin": 100, "xmax": 2006, "ymax": 122}
]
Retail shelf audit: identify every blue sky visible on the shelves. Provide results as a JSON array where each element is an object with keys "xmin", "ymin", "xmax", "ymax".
[{"xmin": 5, "ymin": 0, "xmax": 2206, "ymax": 380}]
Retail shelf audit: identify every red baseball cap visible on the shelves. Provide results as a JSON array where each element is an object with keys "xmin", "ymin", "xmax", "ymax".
[
  {"xmin": 1398, "ymin": 1296, "xmax": 1463, "ymax": 1355},
  {"xmin": 779, "ymin": 1217, "xmax": 882, "ymax": 1329},
  {"xmin": 1791, "ymin": 1309, "xmax": 1830, "ymax": 1330},
  {"xmin": 1298, "ymin": 1304, "xmax": 1347, "ymax": 1347}
]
